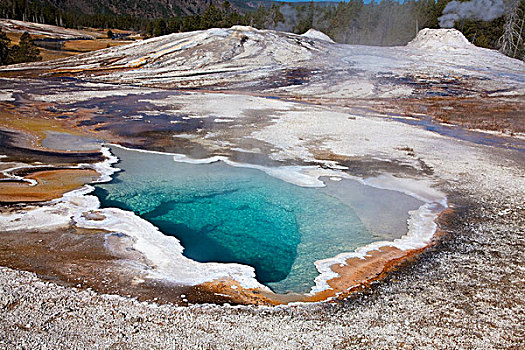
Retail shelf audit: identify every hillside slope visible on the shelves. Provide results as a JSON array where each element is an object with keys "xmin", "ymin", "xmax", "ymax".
[
  {"xmin": 1, "ymin": 0, "xmax": 262, "ymax": 19},
  {"xmin": 3, "ymin": 27, "xmax": 523, "ymax": 101}
]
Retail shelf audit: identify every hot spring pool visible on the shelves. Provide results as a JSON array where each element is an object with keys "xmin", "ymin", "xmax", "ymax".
[{"xmin": 94, "ymin": 147, "xmax": 423, "ymax": 294}]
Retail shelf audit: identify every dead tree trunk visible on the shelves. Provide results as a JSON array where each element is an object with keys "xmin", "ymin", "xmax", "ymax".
[{"xmin": 498, "ymin": 0, "xmax": 524, "ymax": 60}]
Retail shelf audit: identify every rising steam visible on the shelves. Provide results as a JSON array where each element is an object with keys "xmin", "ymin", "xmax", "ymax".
[
  {"xmin": 275, "ymin": 5, "xmax": 297, "ymax": 32},
  {"xmin": 438, "ymin": 0, "xmax": 506, "ymax": 28}
]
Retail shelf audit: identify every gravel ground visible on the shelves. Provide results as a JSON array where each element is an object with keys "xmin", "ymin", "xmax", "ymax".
[{"xmin": 1, "ymin": 181, "xmax": 523, "ymax": 349}]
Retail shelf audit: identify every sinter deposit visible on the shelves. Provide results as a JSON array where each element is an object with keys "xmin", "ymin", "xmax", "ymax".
[{"xmin": 407, "ymin": 28, "xmax": 474, "ymax": 50}]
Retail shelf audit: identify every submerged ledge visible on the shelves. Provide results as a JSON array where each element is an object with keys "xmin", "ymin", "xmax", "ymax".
[{"xmin": 0, "ymin": 145, "xmax": 448, "ymax": 305}]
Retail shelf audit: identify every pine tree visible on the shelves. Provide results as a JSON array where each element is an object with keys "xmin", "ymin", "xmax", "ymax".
[
  {"xmin": 0, "ymin": 31, "xmax": 11, "ymax": 65},
  {"xmin": 153, "ymin": 19, "xmax": 167, "ymax": 37},
  {"xmin": 8, "ymin": 32, "xmax": 42, "ymax": 64}
]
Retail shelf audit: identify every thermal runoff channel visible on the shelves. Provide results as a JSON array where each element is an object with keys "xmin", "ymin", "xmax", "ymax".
[{"xmin": 94, "ymin": 147, "xmax": 423, "ymax": 294}]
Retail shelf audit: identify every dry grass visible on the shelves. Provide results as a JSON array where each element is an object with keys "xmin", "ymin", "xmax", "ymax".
[
  {"xmin": 38, "ymin": 48, "xmax": 76, "ymax": 61},
  {"xmin": 5, "ymin": 29, "xmax": 137, "ymax": 62},
  {"xmin": 6, "ymin": 32, "xmax": 23, "ymax": 44},
  {"xmin": 62, "ymin": 39, "xmax": 130, "ymax": 52},
  {"xmin": 81, "ymin": 27, "xmax": 139, "ymax": 39}
]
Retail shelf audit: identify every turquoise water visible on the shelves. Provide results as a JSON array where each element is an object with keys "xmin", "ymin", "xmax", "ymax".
[{"xmin": 94, "ymin": 147, "xmax": 422, "ymax": 293}]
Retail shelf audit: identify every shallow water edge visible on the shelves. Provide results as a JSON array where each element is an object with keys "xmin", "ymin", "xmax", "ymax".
[{"xmin": 0, "ymin": 144, "xmax": 448, "ymax": 304}]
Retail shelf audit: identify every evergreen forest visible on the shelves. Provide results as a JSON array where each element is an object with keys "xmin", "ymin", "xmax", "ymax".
[{"xmin": 1, "ymin": 0, "xmax": 523, "ymax": 60}]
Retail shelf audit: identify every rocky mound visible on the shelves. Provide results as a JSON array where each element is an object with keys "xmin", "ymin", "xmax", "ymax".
[
  {"xmin": 301, "ymin": 29, "xmax": 335, "ymax": 43},
  {"xmin": 1, "ymin": 25, "xmax": 334, "ymax": 79},
  {"xmin": 2, "ymin": 25, "xmax": 522, "ymax": 99},
  {"xmin": 407, "ymin": 28, "xmax": 474, "ymax": 51}
]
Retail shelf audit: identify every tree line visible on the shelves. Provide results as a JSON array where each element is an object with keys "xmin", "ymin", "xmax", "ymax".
[
  {"xmin": 1, "ymin": 0, "xmax": 523, "ymax": 60},
  {"xmin": 0, "ymin": 0, "xmax": 152, "ymax": 30},
  {"xmin": 143, "ymin": 0, "xmax": 523, "ymax": 59}
]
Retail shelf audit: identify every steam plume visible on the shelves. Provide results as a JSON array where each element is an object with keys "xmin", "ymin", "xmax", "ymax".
[
  {"xmin": 438, "ymin": 0, "xmax": 505, "ymax": 28},
  {"xmin": 275, "ymin": 5, "xmax": 297, "ymax": 32}
]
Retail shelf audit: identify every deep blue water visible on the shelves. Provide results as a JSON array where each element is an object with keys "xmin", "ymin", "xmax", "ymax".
[{"xmin": 93, "ymin": 146, "xmax": 421, "ymax": 293}]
